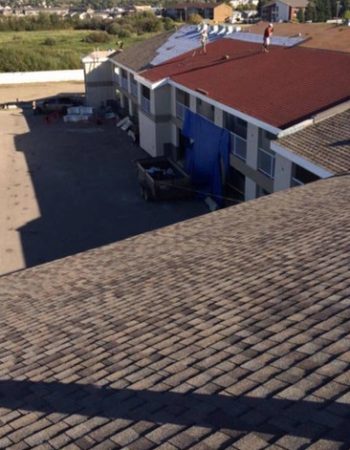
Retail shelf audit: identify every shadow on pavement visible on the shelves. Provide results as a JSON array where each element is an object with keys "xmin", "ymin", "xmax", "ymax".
[{"xmin": 14, "ymin": 109, "xmax": 207, "ymax": 269}]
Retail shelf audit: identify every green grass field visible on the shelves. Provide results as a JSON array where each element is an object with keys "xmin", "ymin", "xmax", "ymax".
[{"xmin": 0, "ymin": 29, "xmax": 156, "ymax": 72}]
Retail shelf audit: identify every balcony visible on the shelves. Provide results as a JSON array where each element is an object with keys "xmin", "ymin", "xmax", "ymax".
[
  {"xmin": 131, "ymin": 82, "xmax": 138, "ymax": 98},
  {"xmin": 175, "ymin": 101, "xmax": 188, "ymax": 120},
  {"xmin": 141, "ymin": 96, "xmax": 151, "ymax": 114},
  {"xmin": 230, "ymin": 133, "xmax": 247, "ymax": 161}
]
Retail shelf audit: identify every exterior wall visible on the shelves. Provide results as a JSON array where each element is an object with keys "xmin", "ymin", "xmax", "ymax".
[
  {"xmin": 189, "ymin": 94, "xmax": 196, "ymax": 112},
  {"xmin": 245, "ymin": 178, "xmax": 257, "ymax": 201},
  {"xmin": 213, "ymin": 3, "xmax": 233, "ymax": 22},
  {"xmin": 84, "ymin": 60, "xmax": 116, "ymax": 107},
  {"xmin": 262, "ymin": 1, "xmax": 291, "ymax": 21},
  {"xmin": 154, "ymin": 85, "xmax": 171, "ymax": 116},
  {"xmin": 139, "ymin": 111, "xmax": 158, "ymax": 157},
  {"xmin": 276, "ymin": 1, "xmax": 290, "ymax": 21},
  {"xmin": 156, "ymin": 122, "xmax": 173, "ymax": 155},
  {"xmin": 274, "ymin": 154, "xmax": 292, "ymax": 192},
  {"xmin": 0, "ymin": 69, "xmax": 83, "ymax": 85}
]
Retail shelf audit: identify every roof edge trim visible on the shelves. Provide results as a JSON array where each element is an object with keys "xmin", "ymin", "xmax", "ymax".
[
  {"xmin": 109, "ymin": 59, "xmax": 138, "ymax": 77},
  {"xmin": 169, "ymin": 80, "xmax": 281, "ymax": 135},
  {"xmin": 278, "ymin": 119, "xmax": 313, "ymax": 139},
  {"xmin": 135, "ymin": 75, "xmax": 169, "ymax": 90}
]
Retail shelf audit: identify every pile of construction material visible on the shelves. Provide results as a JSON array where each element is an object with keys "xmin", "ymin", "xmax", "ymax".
[{"xmin": 63, "ymin": 106, "xmax": 94, "ymax": 123}]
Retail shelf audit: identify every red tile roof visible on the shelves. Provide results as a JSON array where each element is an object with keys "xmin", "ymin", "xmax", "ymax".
[{"xmin": 141, "ymin": 39, "xmax": 350, "ymax": 129}]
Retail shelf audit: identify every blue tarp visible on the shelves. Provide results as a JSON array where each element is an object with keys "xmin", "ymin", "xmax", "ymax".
[{"xmin": 182, "ymin": 109, "xmax": 230, "ymax": 204}]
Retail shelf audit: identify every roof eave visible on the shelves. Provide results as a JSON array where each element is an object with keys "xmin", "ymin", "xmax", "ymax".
[{"xmin": 169, "ymin": 79, "xmax": 282, "ymax": 135}]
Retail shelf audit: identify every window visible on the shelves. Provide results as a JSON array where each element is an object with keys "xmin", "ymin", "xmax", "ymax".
[
  {"xmin": 291, "ymin": 164, "xmax": 319, "ymax": 187},
  {"xmin": 141, "ymin": 85, "xmax": 151, "ymax": 113},
  {"xmin": 258, "ymin": 148, "xmax": 275, "ymax": 178},
  {"xmin": 130, "ymin": 74, "xmax": 138, "ymax": 98},
  {"xmin": 121, "ymin": 69, "xmax": 128, "ymax": 90},
  {"xmin": 224, "ymin": 113, "xmax": 247, "ymax": 161},
  {"xmin": 176, "ymin": 89, "xmax": 189, "ymax": 120},
  {"xmin": 196, "ymin": 98, "xmax": 214, "ymax": 121},
  {"xmin": 259, "ymin": 129, "xmax": 276, "ymax": 151},
  {"xmin": 223, "ymin": 113, "xmax": 247, "ymax": 139}
]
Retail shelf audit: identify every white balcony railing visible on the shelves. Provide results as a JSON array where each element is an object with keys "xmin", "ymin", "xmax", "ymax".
[
  {"xmin": 258, "ymin": 147, "xmax": 276, "ymax": 179},
  {"xmin": 131, "ymin": 82, "xmax": 138, "ymax": 98},
  {"xmin": 141, "ymin": 96, "xmax": 151, "ymax": 114},
  {"xmin": 230, "ymin": 133, "xmax": 247, "ymax": 161},
  {"xmin": 176, "ymin": 101, "xmax": 189, "ymax": 120}
]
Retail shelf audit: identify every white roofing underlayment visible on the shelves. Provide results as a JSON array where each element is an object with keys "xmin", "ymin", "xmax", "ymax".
[{"xmin": 150, "ymin": 25, "xmax": 305, "ymax": 66}]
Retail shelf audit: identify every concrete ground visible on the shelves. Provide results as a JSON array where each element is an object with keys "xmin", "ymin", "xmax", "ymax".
[{"xmin": 0, "ymin": 98, "xmax": 207, "ymax": 276}]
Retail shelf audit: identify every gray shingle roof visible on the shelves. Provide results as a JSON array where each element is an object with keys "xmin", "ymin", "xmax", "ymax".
[
  {"xmin": 277, "ymin": 109, "xmax": 350, "ymax": 174},
  {"xmin": 110, "ymin": 31, "xmax": 173, "ymax": 72},
  {"xmin": 0, "ymin": 176, "xmax": 350, "ymax": 448}
]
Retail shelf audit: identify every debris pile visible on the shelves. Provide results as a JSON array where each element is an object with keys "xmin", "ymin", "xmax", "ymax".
[{"xmin": 63, "ymin": 106, "xmax": 94, "ymax": 123}]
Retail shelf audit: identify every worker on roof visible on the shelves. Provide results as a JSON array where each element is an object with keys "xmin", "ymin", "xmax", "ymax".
[
  {"xmin": 262, "ymin": 23, "xmax": 274, "ymax": 53},
  {"xmin": 200, "ymin": 26, "xmax": 208, "ymax": 54}
]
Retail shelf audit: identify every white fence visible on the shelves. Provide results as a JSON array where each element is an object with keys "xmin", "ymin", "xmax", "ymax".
[{"xmin": 0, "ymin": 69, "xmax": 84, "ymax": 85}]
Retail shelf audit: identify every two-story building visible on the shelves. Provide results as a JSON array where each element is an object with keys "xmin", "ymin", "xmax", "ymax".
[{"xmin": 83, "ymin": 27, "xmax": 350, "ymax": 203}]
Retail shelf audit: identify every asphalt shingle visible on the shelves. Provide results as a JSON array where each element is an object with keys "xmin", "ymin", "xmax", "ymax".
[{"xmin": 0, "ymin": 176, "xmax": 350, "ymax": 448}]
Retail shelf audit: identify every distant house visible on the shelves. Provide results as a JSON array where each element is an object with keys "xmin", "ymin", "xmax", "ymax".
[
  {"xmin": 164, "ymin": 2, "xmax": 233, "ymax": 22},
  {"xmin": 262, "ymin": 0, "xmax": 308, "ymax": 22},
  {"xmin": 133, "ymin": 5, "xmax": 153, "ymax": 13}
]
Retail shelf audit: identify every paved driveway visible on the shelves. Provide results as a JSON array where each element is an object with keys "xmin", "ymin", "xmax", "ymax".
[{"xmin": 0, "ymin": 109, "xmax": 207, "ymax": 275}]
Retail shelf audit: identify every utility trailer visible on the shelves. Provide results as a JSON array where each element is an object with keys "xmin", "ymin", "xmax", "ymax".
[{"xmin": 135, "ymin": 157, "xmax": 193, "ymax": 201}]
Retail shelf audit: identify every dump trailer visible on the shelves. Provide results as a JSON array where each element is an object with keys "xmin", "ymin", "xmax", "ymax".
[{"xmin": 135, "ymin": 157, "xmax": 193, "ymax": 201}]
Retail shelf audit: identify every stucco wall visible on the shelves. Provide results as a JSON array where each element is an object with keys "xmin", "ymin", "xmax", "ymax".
[
  {"xmin": 276, "ymin": 1, "xmax": 290, "ymax": 21},
  {"xmin": 214, "ymin": 3, "xmax": 233, "ymax": 22},
  {"xmin": 0, "ymin": 70, "xmax": 83, "ymax": 85},
  {"xmin": 274, "ymin": 154, "xmax": 293, "ymax": 192},
  {"xmin": 154, "ymin": 85, "xmax": 172, "ymax": 116},
  {"xmin": 139, "ymin": 111, "xmax": 157, "ymax": 157}
]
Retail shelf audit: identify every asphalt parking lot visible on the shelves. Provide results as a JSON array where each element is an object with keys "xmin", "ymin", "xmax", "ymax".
[{"xmin": 0, "ymin": 106, "xmax": 208, "ymax": 276}]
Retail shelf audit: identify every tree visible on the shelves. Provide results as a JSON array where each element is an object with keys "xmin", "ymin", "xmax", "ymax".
[
  {"xmin": 342, "ymin": 0, "xmax": 350, "ymax": 15},
  {"xmin": 312, "ymin": 0, "xmax": 332, "ymax": 20},
  {"xmin": 297, "ymin": 8, "xmax": 305, "ymax": 21},
  {"xmin": 305, "ymin": 1, "xmax": 317, "ymax": 20}
]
